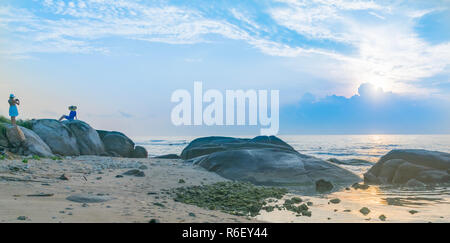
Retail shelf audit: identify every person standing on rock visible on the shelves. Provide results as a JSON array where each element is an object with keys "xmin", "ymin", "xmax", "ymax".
[
  {"xmin": 8, "ymin": 94, "xmax": 25, "ymax": 141},
  {"xmin": 58, "ymin": 106, "xmax": 78, "ymax": 121},
  {"xmin": 8, "ymin": 94, "xmax": 20, "ymax": 126}
]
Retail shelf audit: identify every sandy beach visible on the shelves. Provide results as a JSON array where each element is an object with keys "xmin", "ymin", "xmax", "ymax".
[
  {"xmin": 0, "ymin": 156, "xmax": 256, "ymax": 223},
  {"xmin": 1, "ymin": 155, "xmax": 448, "ymax": 223}
]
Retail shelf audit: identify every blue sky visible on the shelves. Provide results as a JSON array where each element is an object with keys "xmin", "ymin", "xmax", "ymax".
[{"xmin": 0, "ymin": 0, "xmax": 449, "ymax": 136}]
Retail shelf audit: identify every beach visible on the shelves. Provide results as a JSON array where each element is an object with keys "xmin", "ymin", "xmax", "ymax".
[
  {"xmin": 1, "ymin": 154, "xmax": 448, "ymax": 223},
  {"xmin": 0, "ymin": 156, "xmax": 256, "ymax": 223}
]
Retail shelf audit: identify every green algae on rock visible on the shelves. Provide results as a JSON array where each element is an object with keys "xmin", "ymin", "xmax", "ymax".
[{"xmin": 172, "ymin": 181, "xmax": 288, "ymax": 217}]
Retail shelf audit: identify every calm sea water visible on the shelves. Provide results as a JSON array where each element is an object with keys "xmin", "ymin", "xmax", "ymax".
[{"xmin": 136, "ymin": 134, "xmax": 449, "ymax": 161}]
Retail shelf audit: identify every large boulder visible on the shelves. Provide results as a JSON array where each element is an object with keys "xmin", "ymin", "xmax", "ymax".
[
  {"xmin": 130, "ymin": 146, "xmax": 148, "ymax": 158},
  {"xmin": 364, "ymin": 149, "xmax": 450, "ymax": 185},
  {"xmin": 5, "ymin": 124, "xmax": 53, "ymax": 157},
  {"xmin": 0, "ymin": 125, "xmax": 9, "ymax": 148},
  {"xmin": 181, "ymin": 136, "xmax": 295, "ymax": 160},
  {"xmin": 62, "ymin": 120, "xmax": 105, "ymax": 155},
  {"xmin": 97, "ymin": 130, "xmax": 135, "ymax": 157},
  {"xmin": 31, "ymin": 119, "xmax": 80, "ymax": 156},
  {"xmin": 183, "ymin": 136, "xmax": 361, "ymax": 194}
]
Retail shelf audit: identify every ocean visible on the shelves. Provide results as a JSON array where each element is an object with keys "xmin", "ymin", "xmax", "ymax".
[{"xmin": 135, "ymin": 134, "xmax": 450, "ymax": 175}]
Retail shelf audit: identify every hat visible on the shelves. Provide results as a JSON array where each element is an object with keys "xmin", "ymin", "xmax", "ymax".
[
  {"xmin": 9, "ymin": 94, "xmax": 15, "ymax": 98},
  {"xmin": 69, "ymin": 106, "xmax": 77, "ymax": 111}
]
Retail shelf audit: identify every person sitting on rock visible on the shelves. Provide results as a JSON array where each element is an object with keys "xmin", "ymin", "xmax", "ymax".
[
  {"xmin": 8, "ymin": 94, "xmax": 20, "ymax": 126},
  {"xmin": 58, "ymin": 106, "xmax": 78, "ymax": 121}
]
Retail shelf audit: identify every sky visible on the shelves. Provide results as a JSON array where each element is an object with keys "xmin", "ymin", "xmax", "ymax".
[{"xmin": 0, "ymin": 0, "xmax": 449, "ymax": 136}]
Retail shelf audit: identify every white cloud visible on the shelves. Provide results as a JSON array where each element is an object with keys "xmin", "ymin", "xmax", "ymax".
[{"xmin": 0, "ymin": 0, "xmax": 449, "ymax": 96}]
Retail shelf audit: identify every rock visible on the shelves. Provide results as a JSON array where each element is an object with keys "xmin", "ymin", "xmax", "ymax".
[
  {"xmin": 405, "ymin": 179, "xmax": 427, "ymax": 187},
  {"xmin": 30, "ymin": 119, "xmax": 80, "ymax": 156},
  {"xmin": 115, "ymin": 175, "xmax": 124, "ymax": 178},
  {"xmin": 26, "ymin": 193, "xmax": 54, "ymax": 197},
  {"xmin": 122, "ymin": 169, "xmax": 145, "ymax": 177},
  {"xmin": 409, "ymin": 210, "xmax": 419, "ymax": 215},
  {"xmin": 62, "ymin": 120, "xmax": 105, "ymax": 155},
  {"xmin": 188, "ymin": 212, "xmax": 196, "ymax": 217},
  {"xmin": 97, "ymin": 130, "xmax": 134, "ymax": 157},
  {"xmin": 379, "ymin": 214, "xmax": 387, "ymax": 221},
  {"xmin": 17, "ymin": 216, "xmax": 29, "ymax": 221},
  {"xmin": 59, "ymin": 174, "xmax": 70, "ymax": 181},
  {"xmin": 149, "ymin": 219, "xmax": 160, "ymax": 223},
  {"xmin": 351, "ymin": 183, "xmax": 370, "ymax": 190},
  {"xmin": 66, "ymin": 194, "xmax": 113, "ymax": 203},
  {"xmin": 5, "ymin": 124, "xmax": 53, "ymax": 157},
  {"xmin": 181, "ymin": 136, "xmax": 295, "ymax": 160},
  {"xmin": 183, "ymin": 136, "xmax": 360, "ymax": 194},
  {"xmin": 131, "ymin": 146, "xmax": 148, "ymax": 158},
  {"xmin": 154, "ymin": 154, "xmax": 180, "ymax": 159},
  {"xmin": 360, "ymin": 207, "xmax": 370, "ymax": 215},
  {"xmin": 316, "ymin": 179, "xmax": 334, "ymax": 193},
  {"xmin": 329, "ymin": 198, "xmax": 341, "ymax": 204},
  {"xmin": 364, "ymin": 150, "xmax": 450, "ymax": 185},
  {"xmin": 178, "ymin": 179, "xmax": 186, "ymax": 183}
]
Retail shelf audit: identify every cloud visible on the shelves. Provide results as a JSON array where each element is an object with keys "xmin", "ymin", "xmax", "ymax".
[
  {"xmin": 0, "ymin": 0, "xmax": 449, "ymax": 97},
  {"xmin": 280, "ymin": 83, "xmax": 450, "ymax": 134}
]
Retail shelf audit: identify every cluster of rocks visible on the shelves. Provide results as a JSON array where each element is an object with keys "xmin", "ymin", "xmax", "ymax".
[
  {"xmin": 364, "ymin": 149, "xmax": 449, "ymax": 186},
  {"xmin": 180, "ymin": 136, "xmax": 361, "ymax": 194},
  {"xmin": 0, "ymin": 119, "xmax": 147, "ymax": 158}
]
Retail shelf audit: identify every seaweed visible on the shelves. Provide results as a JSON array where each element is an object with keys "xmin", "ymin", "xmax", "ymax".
[{"xmin": 172, "ymin": 181, "xmax": 288, "ymax": 217}]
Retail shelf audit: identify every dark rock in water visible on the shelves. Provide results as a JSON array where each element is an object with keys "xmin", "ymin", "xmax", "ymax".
[
  {"xmin": 62, "ymin": 120, "xmax": 105, "ymax": 155},
  {"xmin": 183, "ymin": 136, "xmax": 360, "ymax": 194},
  {"xmin": 66, "ymin": 194, "xmax": 113, "ymax": 203},
  {"xmin": 352, "ymin": 183, "xmax": 370, "ymax": 190},
  {"xmin": 122, "ymin": 169, "xmax": 145, "ymax": 177},
  {"xmin": 405, "ymin": 179, "xmax": 427, "ymax": 187},
  {"xmin": 155, "ymin": 154, "xmax": 180, "ymax": 159},
  {"xmin": 5, "ymin": 124, "xmax": 53, "ymax": 157},
  {"xmin": 115, "ymin": 175, "xmax": 124, "ymax": 178},
  {"xmin": 316, "ymin": 179, "xmax": 334, "ymax": 193},
  {"xmin": 364, "ymin": 149, "xmax": 450, "ymax": 186},
  {"xmin": 149, "ymin": 219, "xmax": 160, "ymax": 223},
  {"xmin": 97, "ymin": 130, "xmax": 134, "ymax": 157},
  {"xmin": 131, "ymin": 146, "xmax": 148, "ymax": 158},
  {"xmin": 31, "ymin": 119, "xmax": 80, "ymax": 156},
  {"xmin": 327, "ymin": 158, "xmax": 373, "ymax": 166}
]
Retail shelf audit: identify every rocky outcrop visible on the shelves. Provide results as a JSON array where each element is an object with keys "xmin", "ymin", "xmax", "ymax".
[
  {"xmin": 130, "ymin": 146, "xmax": 148, "ymax": 158},
  {"xmin": 97, "ymin": 130, "xmax": 148, "ymax": 158},
  {"xmin": 62, "ymin": 120, "xmax": 105, "ymax": 155},
  {"xmin": 97, "ymin": 130, "xmax": 134, "ymax": 157},
  {"xmin": 183, "ymin": 136, "xmax": 361, "ymax": 194},
  {"xmin": 5, "ymin": 124, "xmax": 53, "ymax": 157},
  {"xmin": 31, "ymin": 119, "xmax": 80, "ymax": 156},
  {"xmin": 364, "ymin": 149, "xmax": 450, "ymax": 185},
  {"xmin": 181, "ymin": 136, "xmax": 295, "ymax": 160}
]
